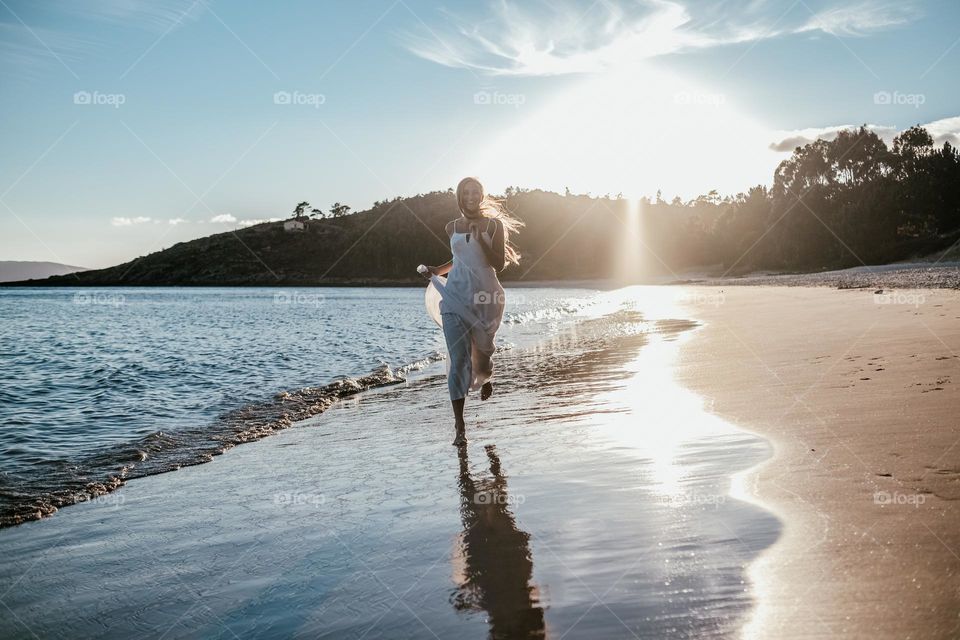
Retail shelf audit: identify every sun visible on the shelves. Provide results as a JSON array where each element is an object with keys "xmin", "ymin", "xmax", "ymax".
[{"xmin": 471, "ymin": 63, "xmax": 779, "ymax": 200}]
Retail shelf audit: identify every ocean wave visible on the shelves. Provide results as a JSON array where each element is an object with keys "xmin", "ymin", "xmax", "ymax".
[
  {"xmin": 0, "ymin": 303, "xmax": 694, "ymax": 529},
  {"xmin": 503, "ymin": 297, "xmax": 596, "ymax": 324},
  {"xmin": 0, "ymin": 353, "xmax": 444, "ymax": 529}
]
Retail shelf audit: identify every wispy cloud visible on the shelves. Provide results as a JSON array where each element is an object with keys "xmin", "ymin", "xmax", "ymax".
[
  {"xmin": 111, "ymin": 216, "xmax": 151, "ymax": 226},
  {"xmin": 798, "ymin": 1, "xmax": 920, "ymax": 36},
  {"xmin": 398, "ymin": 0, "xmax": 921, "ymax": 76},
  {"xmin": 0, "ymin": 0, "xmax": 207, "ymax": 78},
  {"xmin": 210, "ymin": 213, "xmax": 236, "ymax": 223},
  {"xmin": 48, "ymin": 0, "xmax": 208, "ymax": 32},
  {"xmin": 0, "ymin": 21, "xmax": 93, "ymax": 79},
  {"xmin": 167, "ymin": 217, "xmax": 187, "ymax": 225},
  {"xmin": 769, "ymin": 116, "xmax": 960, "ymax": 151}
]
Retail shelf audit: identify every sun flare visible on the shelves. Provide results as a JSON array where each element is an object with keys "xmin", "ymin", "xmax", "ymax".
[{"xmin": 472, "ymin": 64, "xmax": 779, "ymax": 200}]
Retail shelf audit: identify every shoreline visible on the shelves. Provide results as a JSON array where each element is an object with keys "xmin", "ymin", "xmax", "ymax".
[
  {"xmin": 0, "ymin": 290, "xmax": 778, "ymax": 638},
  {"xmin": 674, "ymin": 285, "xmax": 960, "ymax": 638},
  {"xmin": 2, "ymin": 284, "xmax": 957, "ymax": 636},
  {"xmin": 2, "ymin": 260, "xmax": 957, "ymax": 289}
]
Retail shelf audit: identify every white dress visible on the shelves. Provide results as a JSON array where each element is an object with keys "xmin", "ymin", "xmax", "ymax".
[{"xmin": 426, "ymin": 221, "xmax": 505, "ymax": 397}]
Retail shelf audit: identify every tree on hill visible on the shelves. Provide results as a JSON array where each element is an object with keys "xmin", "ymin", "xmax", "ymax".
[
  {"xmin": 330, "ymin": 202, "xmax": 351, "ymax": 218},
  {"xmin": 293, "ymin": 201, "xmax": 311, "ymax": 220}
]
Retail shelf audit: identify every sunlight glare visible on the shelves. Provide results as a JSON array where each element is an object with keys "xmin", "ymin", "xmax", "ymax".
[{"xmin": 470, "ymin": 63, "xmax": 778, "ymax": 200}]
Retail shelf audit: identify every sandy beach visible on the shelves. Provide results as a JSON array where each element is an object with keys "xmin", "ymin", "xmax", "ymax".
[
  {"xmin": 1, "ymin": 283, "xmax": 957, "ymax": 638},
  {"xmin": 675, "ymin": 285, "xmax": 960, "ymax": 638}
]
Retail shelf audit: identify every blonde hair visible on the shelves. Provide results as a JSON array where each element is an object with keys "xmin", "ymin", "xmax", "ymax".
[{"xmin": 455, "ymin": 176, "xmax": 524, "ymax": 267}]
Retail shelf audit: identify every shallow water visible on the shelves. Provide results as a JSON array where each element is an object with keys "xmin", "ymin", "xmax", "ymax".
[
  {"xmin": 0, "ymin": 286, "xmax": 600, "ymax": 525},
  {"xmin": 0, "ymin": 285, "xmax": 780, "ymax": 639}
]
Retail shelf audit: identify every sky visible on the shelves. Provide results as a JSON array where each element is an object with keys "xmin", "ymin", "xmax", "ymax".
[{"xmin": 1, "ymin": 0, "xmax": 958, "ymax": 268}]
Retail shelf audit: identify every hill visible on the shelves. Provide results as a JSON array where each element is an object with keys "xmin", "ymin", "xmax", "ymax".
[
  {"xmin": 18, "ymin": 190, "xmax": 638, "ymax": 286},
  {"xmin": 0, "ymin": 261, "xmax": 87, "ymax": 283},
  {"xmin": 7, "ymin": 124, "xmax": 960, "ymax": 287}
]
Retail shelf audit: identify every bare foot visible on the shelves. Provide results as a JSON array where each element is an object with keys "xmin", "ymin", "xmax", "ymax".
[
  {"xmin": 480, "ymin": 381, "xmax": 493, "ymax": 401},
  {"xmin": 453, "ymin": 422, "xmax": 466, "ymax": 446}
]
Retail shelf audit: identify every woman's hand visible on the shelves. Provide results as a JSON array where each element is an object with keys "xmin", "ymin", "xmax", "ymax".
[{"xmin": 420, "ymin": 262, "xmax": 452, "ymax": 279}]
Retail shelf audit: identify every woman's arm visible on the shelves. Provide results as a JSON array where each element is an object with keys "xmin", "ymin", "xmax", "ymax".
[
  {"xmin": 432, "ymin": 260, "xmax": 453, "ymax": 276},
  {"xmin": 420, "ymin": 222, "xmax": 455, "ymax": 278},
  {"xmin": 475, "ymin": 218, "xmax": 505, "ymax": 271}
]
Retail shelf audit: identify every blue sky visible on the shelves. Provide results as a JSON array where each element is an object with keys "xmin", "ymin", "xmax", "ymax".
[{"xmin": 1, "ymin": 0, "xmax": 958, "ymax": 268}]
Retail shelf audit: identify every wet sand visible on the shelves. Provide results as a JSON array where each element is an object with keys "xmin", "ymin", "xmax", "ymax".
[
  {"xmin": 3, "ymin": 284, "xmax": 955, "ymax": 638},
  {"xmin": 674, "ymin": 286, "xmax": 960, "ymax": 639},
  {"xmin": 0, "ymin": 289, "xmax": 779, "ymax": 639}
]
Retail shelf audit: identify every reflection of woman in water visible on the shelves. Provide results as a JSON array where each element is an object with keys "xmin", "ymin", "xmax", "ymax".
[
  {"xmin": 452, "ymin": 444, "xmax": 546, "ymax": 639},
  {"xmin": 420, "ymin": 177, "xmax": 524, "ymax": 446}
]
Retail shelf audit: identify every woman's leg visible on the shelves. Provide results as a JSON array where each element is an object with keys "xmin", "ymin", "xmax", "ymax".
[
  {"xmin": 442, "ymin": 312, "xmax": 472, "ymax": 444},
  {"xmin": 452, "ymin": 397, "xmax": 466, "ymax": 445},
  {"xmin": 470, "ymin": 324, "xmax": 496, "ymax": 400}
]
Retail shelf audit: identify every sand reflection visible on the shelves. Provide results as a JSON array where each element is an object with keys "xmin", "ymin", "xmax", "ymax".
[{"xmin": 451, "ymin": 444, "xmax": 547, "ymax": 639}]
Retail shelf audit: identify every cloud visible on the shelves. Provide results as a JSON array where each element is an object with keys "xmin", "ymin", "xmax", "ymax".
[
  {"xmin": 798, "ymin": 2, "xmax": 920, "ymax": 37},
  {"xmin": 0, "ymin": 0, "xmax": 207, "ymax": 79},
  {"xmin": 210, "ymin": 214, "xmax": 237, "ymax": 223},
  {"xmin": 921, "ymin": 116, "xmax": 960, "ymax": 147},
  {"xmin": 49, "ymin": 0, "xmax": 209, "ymax": 32},
  {"xmin": 768, "ymin": 116, "xmax": 960, "ymax": 151},
  {"xmin": 111, "ymin": 216, "xmax": 152, "ymax": 226},
  {"xmin": 398, "ymin": 0, "xmax": 921, "ymax": 76},
  {"xmin": 0, "ymin": 23, "xmax": 94, "ymax": 80},
  {"xmin": 238, "ymin": 217, "xmax": 281, "ymax": 228},
  {"xmin": 167, "ymin": 217, "xmax": 188, "ymax": 225}
]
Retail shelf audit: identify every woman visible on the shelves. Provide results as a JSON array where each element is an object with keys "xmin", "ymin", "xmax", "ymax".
[{"xmin": 421, "ymin": 177, "xmax": 523, "ymax": 446}]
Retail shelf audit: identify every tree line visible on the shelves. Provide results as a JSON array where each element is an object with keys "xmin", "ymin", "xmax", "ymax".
[
  {"xmin": 413, "ymin": 124, "xmax": 960, "ymax": 280},
  {"xmin": 24, "ymin": 124, "xmax": 959, "ymax": 286}
]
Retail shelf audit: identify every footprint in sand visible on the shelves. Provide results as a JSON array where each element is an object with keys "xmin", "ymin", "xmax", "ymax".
[{"xmin": 920, "ymin": 375, "xmax": 951, "ymax": 392}]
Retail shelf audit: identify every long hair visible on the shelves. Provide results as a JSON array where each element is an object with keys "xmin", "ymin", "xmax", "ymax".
[{"xmin": 456, "ymin": 176, "xmax": 524, "ymax": 267}]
